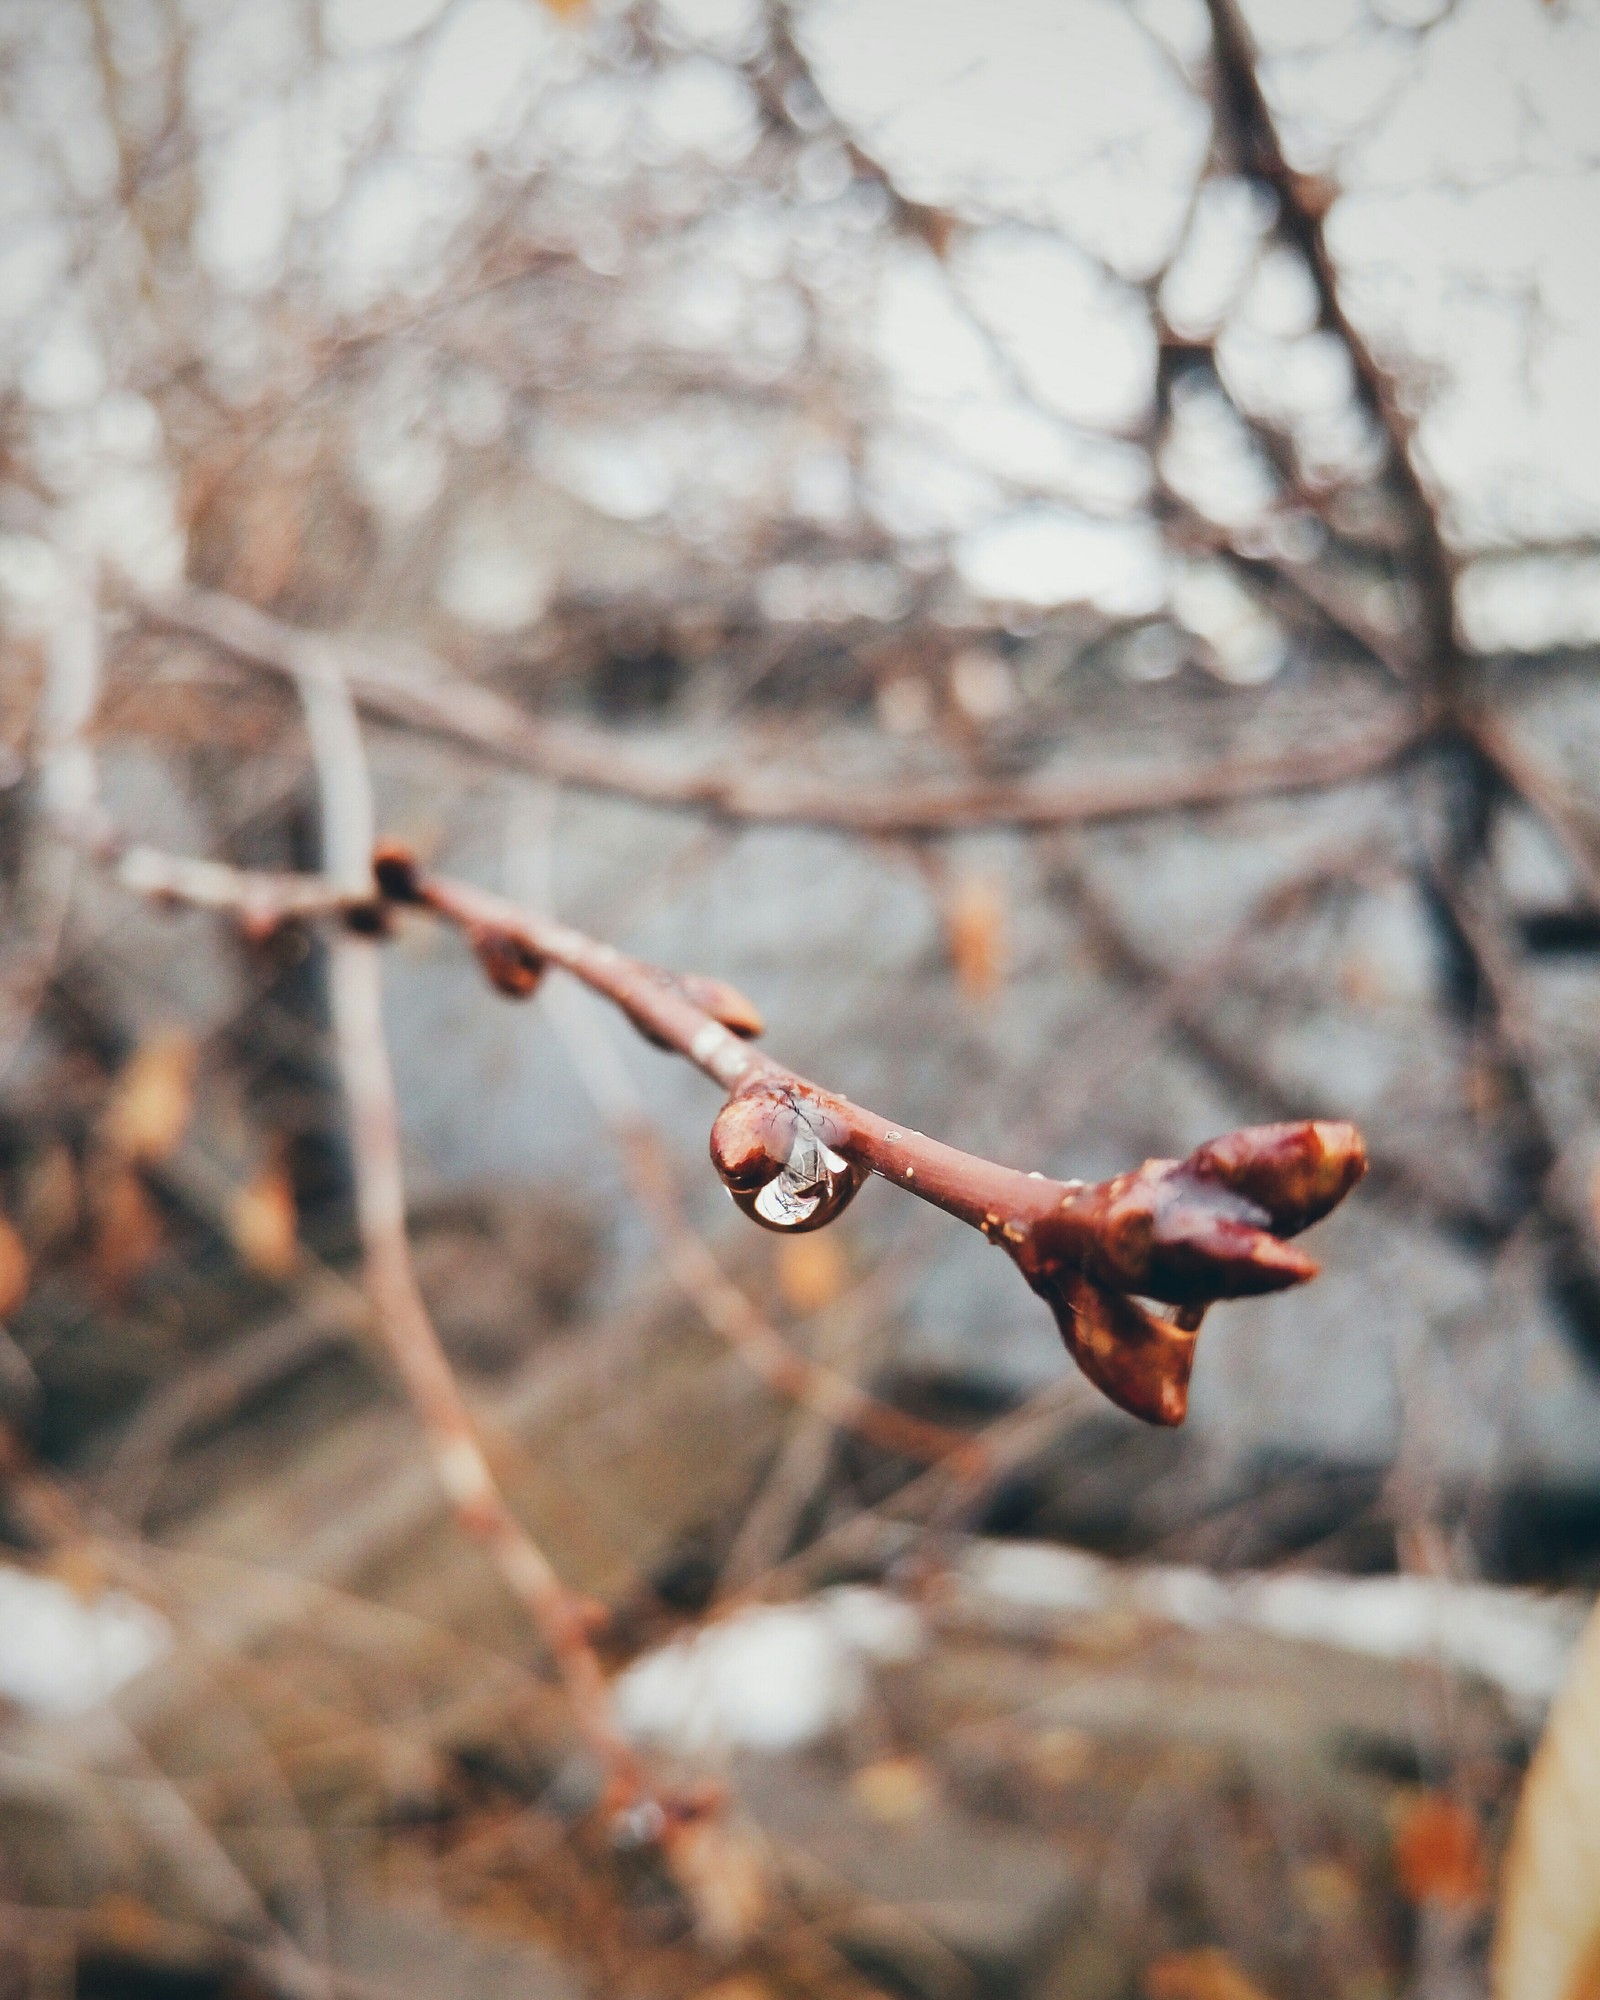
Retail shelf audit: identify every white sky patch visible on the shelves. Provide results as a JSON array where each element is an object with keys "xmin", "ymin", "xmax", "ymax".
[
  {"xmin": 943, "ymin": 406, "xmax": 1151, "ymax": 516},
  {"xmin": 954, "ymin": 232, "xmax": 1155, "ymax": 432},
  {"xmin": 1171, "ymin": 559, "xmax": 1287, "ymax": 684},
  {"xmin": 1160, "ymin": 380, "xmax": 1277, "ymax": 530},
  {"xmin": 1160, "ymin": 175, "xmax": 1273, "ymax": 340},
  {"xmin": 645, "ymin": 57, "xmax": 760, "ymax": 167},
  {"xmin": 874, "ymin": 244, "xmax": 1152, "ymax": 522},
  {"xmin": 657, "ymin": 0, "xmax": 764, "ymax": 58},
  {"xmin": 958, "ymin": 510, "xmax": 1166, "ymax": 615},
  {"xmin": 186, "ymin": 1, "xmax": 304, "ymax": 123},
  {"xmin": 865, "ymin": 433, "xmax": 998, "ymax": 539},
  {"xmin": 876, "ymin": 244, "xmax": 1000, "ymax": 403},
  {"xmin": 196, "ymin": 104, "xmax": 293, "ymax": 292},
  {"xmin": 72, "ymin": 468, "xmax": 187, "ymax": 594},
  {"xmin": 0, "ymin": 1566, "xmax": 171, "ymax": 1717},
  {"xmin": 799, "ymin": 0, "xmax": 1209, "ymax": 277},
  {"xmin": 0, "ymin": 533, "xmax": 68, "ymax": 632},
  {"xmin": 353, "ymin": 421, "xmax": 447, "ymax": 523},
  {"xmin": 323, "ymin": 154, "xmax": 473, "ymax": 310},
  {"xmin": 18, "ymin": 312, "xmax": 105, "ymax": 411},
  {"xmin": 403, "ymin": 0, "xmax": 548, "ymax": 156},
  {"xmin": 324, "ymin": 0, "xmax": 451, "ymax": 55},
  {"xmin": 1458, "ymin": 555, "xmax": 1600, "ymax": 655},
  {"xmin": 538, "ymin": 407, "xmax": 781, "ymax": 530},
  {"xmin": 437, "ymin": 508, "xmax": 551, "ymax": 631},
  {"xmin": 0, "ymin": 223, "xmax": 68, "ymax": 339},
  {"xmin": 759, "ymin": 559, "xmax": 911, "ymax": 623}
]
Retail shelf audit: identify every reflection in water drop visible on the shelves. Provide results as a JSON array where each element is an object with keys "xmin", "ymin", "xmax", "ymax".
[
  {"xmin": 711, "ymin": 1089, "xmax": 862, "ymax": 1234},
  {"xmin": 750, "ymin": 1133, "xmax": 852, "ymax": 1229},
  {"xmin": 754, "ymin": 1174, "xmax": 822, "ymax": 1228}
]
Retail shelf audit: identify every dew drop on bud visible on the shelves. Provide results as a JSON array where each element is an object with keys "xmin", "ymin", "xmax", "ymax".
[{"xmin": 710, "ymin": 1090, "xmax": 863, "ymax": 1234}]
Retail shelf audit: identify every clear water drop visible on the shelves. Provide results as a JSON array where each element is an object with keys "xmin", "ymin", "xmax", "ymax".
[
  {"xmin": 711, "ymin": 1089, "xmax": 863, "ymax": 1234},
  {"xmin": 753, "ymin": 1172, "xmax": 824, "ymax": 1228}
]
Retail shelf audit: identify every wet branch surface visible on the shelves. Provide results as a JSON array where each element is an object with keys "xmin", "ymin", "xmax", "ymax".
[{"xmin": 378, "ymin": 849, "xmax": 1365, "ymax": 1429}]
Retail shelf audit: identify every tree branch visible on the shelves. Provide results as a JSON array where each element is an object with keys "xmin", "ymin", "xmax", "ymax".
[
  {"xmin": 378, "ymin": 847, "xmax": 1367, "ymax": 1428},
  {"xmin": 150, "ymin": 588, "xmax": 1419, "ymax": 835},
  {"xmin": 287, "ymin": 665, "xmax": 653, "ymax": 1818},
  {"xmin": 543, "ymin": 975, "xmax": 984, "ymax": 1476},
  {"xmin": 1201, "ymin": 0, "xmax": 1461, "ymax": 705}
]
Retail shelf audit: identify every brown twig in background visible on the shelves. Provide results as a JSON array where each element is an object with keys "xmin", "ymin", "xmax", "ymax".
[
  {"xmin": 288, "ymin": 667, "xmax": 654, "ymax": 1819},
  {"xmin": 151, "ymin": 587, "xmax": 1420, "ymax": 835},
  {"xmin": 1466, "ymin": 710, "xmax": 1600, "ymax": 913},
  {"xmin": 1202, "ymin": 0, "xmax": 1460, "ymax": 707},
  {"xmin": 378, "ymin": 850, "xmax": 1366, "ymax": 1427}
]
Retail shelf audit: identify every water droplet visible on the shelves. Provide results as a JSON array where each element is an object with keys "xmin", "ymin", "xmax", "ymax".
[
  {"xmin": 1027, "ymin": 1170, "xmax": 1045, "ymax": 1181},
  {"xmin": 710, "ymin": 1089, "xmax": 863, "ymax": 1234},
  {"xmin": 754, "ymin": 1171, "xmax": 824, "ymax": 1228},
  {"xmin": 885, "ymin": 1129, "xmax": 903, "ymax": 1142}
]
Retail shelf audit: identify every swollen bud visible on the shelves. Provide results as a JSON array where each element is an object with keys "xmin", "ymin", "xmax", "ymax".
[
  {"xmin": 1035, "ymin": 1271, "xmax": 1197, "ymax": 1427},
  {"xmin": 470, "ymin": 926, "xmax": 545, "ymax": 998},
  {"xmin": 372, "ymin": 842, "xmax": 424, "ymax": 904},
  {"xmin": 709, "ymin": 1088, "xmax": 862, "ymax": 1233},
  {"xmin": 1185, "ymin": 1120, "xmax": 1366, "ymax": 1236},
  {"xmin": 629, "ymin": 971, "xmax": 765, "ymax": 1050}
]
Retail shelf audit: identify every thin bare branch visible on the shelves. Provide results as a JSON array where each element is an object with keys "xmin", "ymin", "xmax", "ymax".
[
  {"xmin": 288, "ymin": 661, "xmax": 652, "ymax": 1814},
  {"xmin": 151, "ymin": 587, "xmax": 1420, "ymax": 834},
  {"xmin": 1202, "ymin": 0, "xmax": 1461, "ymax": 702}
]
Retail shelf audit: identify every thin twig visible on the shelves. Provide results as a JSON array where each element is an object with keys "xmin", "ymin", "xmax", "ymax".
[
  {"xmin": 1465, "ymin": 709, "xmax": 1600, "ymax": 912},
  {"xmin": 1202, "ymin": 0, "xmax": 1460, "ymax": 704},
  {"xmin": 544, "ymin": 978, "xmax": 984, "ymax": 1476},
  {"xmin": 288, "ymin": 664, "xmax": 651, "ymax": 1813}
]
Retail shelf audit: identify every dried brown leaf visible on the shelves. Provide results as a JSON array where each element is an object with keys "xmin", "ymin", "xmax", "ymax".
[
  {"xmin": 0, "ymin": 1214, "xmax": 30, "ymax": 1319},
  {"xmin": 1494, "ymin": 1601, "xmax": 1600, "ymax": 2000},
  {"xmin": 1394, "ymin": 1791, "xmax": 1487, "ymax": 1909},
  {"xmin": 91, "ymin": 1169, "xmax": 164, "ymax": 1296},
  {"xmin": 665, "ymin": 1811, "xmax": 769, "ymax": 1954},
  {"xmin": 1146, "ymin": 1947, "xmax": 1276, "ymax": 2000},
  {"xmin": 104, "ymin": 1032, "xmax": 197, "ymax": 1165},
  {"xmin": 230, "ymin": 1161, "xmax": 299, "ymax": 1279},
  {"xmin": 774, "ymin": 1230, "xmax": 846, "ymax": 1314},
  {"xmin": 944, "ymin": 869, "xmax": 1007, "ymax": 1001},
  {"xmin": 851, "ymin": 1754, "xmax": 937, "ymax": 1824},
  {"xmin": 21, "ymin": 1142, "xmax": 79, "ymax": 1251}
]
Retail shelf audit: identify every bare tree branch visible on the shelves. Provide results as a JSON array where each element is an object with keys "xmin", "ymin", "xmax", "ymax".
[
  {"xmin": 151, "ymin": 588, "xmax": 1420, "ymax": 835},
  {"xmin": 1202, "ymin": 0, "xmax": 1461, "ymax": 704},
  {"xmin": 380, "ymin": 849, "xmax": 1367, "ymax": 1427},
  {"xmin": 287, "ymin": 661, "xmax": 653, "ymax": 1816}
]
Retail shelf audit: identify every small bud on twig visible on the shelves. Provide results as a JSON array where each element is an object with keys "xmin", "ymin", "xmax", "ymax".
[{"xmin": 470, "ymin": 926, "xmax": 546, "ymax": 998}]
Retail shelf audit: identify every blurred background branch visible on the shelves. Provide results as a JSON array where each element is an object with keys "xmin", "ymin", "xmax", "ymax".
[{"xmin": 1, "ymin": 0, "xmax": 1598, "ymax": 1994}]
